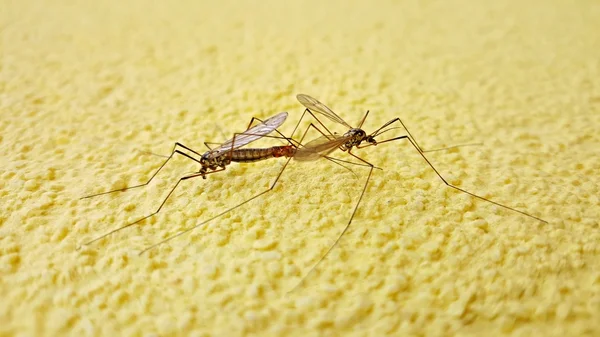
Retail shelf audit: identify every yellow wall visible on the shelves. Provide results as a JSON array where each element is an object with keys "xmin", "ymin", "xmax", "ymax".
[{"xmin": 2, "ymin": 0, "xmax": 599, "ymax": 336}]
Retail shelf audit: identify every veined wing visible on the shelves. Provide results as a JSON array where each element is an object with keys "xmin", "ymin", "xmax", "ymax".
[
  {"xmin": 297, "ymin": 94, "xmax": 352, "ymax": 129},
  {"xmin": 211, "ymin": 111, "xmax": 288, "ymax": 155},
  {"xmin": 294, "ymin": 134, "xmax": 350, "ymax": 161}
]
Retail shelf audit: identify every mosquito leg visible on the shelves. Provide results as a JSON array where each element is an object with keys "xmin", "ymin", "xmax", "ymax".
[
  {"xmin": 244, "ymin": 116, "xmax": 296, "ymax": 144},
  {"xmin": 290, "ymin": 151, "xmax": 375, "ymax": 292},
  {"xmin": 172, "ymin": 142, "xmax": 204, "ymax": 158},
  {"xmin": 80, "ymin": 143, "xmax": 203, "ymax": 200},
  {"xmin": 357, "ymin": 110, "xmax": 370, "ymax": 129},
  {"xmin": 79, "ymin": 168, "xmax": 225, "ymax": 248},
  {"xmin": 385, "ymin": 118, "xmax": 425, "ymax": 153},
  {"xmin": 290, "ymin": 108, "xmax": 338, "ymax": 141},
  {"xmin": 355, "ymin": 130, "xmax": 546, "ymax": 221},
  {"xmin": 202, "ymin": 116, "xmax": 269, "ymax": 152},
  {"xmin": 214, "ymin": 115, "xmax": 299, "ymax": 156},
  {"xmin": 244, "ymin": 116, "xmax": 265, "ymax": 130},
  {"xmin": 248, "ymin": 115, "xmax": 303, "ymax": 147},
  {"xmin": 204, "ymin": 114, "xmax": 295, "ymax": 151},
  {"xmin": 289, "ymin": 108, "xmax": 311, "ymax": 141},
  {"xmin": 363, "ymin": 133, "xmax": 546, "ymax": 221},
  {"xmin": 204, "ymin": 142, "xmax": 222, "ymax": 151},
  {"xmin": 250, "ymin": 116, "xmax": 295, "ymax": 146},
  {"xmin": 326, "ymin": 156, "xmax": 382, "ymax": 170},
  {"xmin": 400, "ymin": 136, "xmax": 548, "ymax": 223},
  {"xmin": 322, "ymin": 156, "xmax": 380, "ymax": 179}
]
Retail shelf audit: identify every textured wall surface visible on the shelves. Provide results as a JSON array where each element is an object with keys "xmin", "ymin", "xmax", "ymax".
[{"xmin": 1, "ymin": 0, "xmax": 599, "ymax": 336}]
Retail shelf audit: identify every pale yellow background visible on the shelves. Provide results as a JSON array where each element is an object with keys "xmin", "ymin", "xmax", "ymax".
[{"xmin": 1, "ymin": 0, "xmax": 599, "ymax": 336}]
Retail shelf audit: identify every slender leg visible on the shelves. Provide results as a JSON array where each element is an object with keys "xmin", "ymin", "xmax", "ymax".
[
  {"xmin": 244, "ymin": 116, "xmax": 265, "ymax": 130},
  {"xmin": 203, "ymin": 142, "xmax": 222, "ymax": 150},
  {"xmin": 357, "ymin": 115, "xmax": 547, "ymax": 222},
  {"xmin": 358, "ymin": 129, "xmax": 547, "ymax": 222},
  {"xmin": 204, "ymin": 115, "xmax": 291, "ymax": 151},
  {"xmin": 357, "ymin": 110, "xmax": 370, "ymax": 129},
  {"xmin": 246, "ymin": 116, "xmax": 294, "ymax": 146},
  {"xmin": 409, "ymin": 136, "xmax": 548, "ymax": 222},
  {"xmin": 290, "ymin": 108, "xmax": 338, "ymax": 141},
  {"xmin": 79, "ymin": 168, "xmax": 226, "ymax": 247},
  {"xmin": 244, "ymin": 116, "xmax": 301, "ymax": 145},
  {"xmin": 289, "ymin": 150, "xmax": 375, "ymax": 292},
  {"xmin": 80, "ymin": 143, "xmax": 203, "ymax": 199}
]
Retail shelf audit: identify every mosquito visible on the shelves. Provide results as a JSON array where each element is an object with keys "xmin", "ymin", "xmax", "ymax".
[
  {"xmin": 136, "ymin": 94, "xmax": 501, "ymax": 287},
  {"xmin": 287, "ymin": 94, "xmax": 548, "ymax": 290},
  {"xmin": 134, "ymin": 129, "xmax": 369, "ymax": 255},
  {"xmin": 79, "ymin": 111, "xmax": 298, "ymax": 247}
]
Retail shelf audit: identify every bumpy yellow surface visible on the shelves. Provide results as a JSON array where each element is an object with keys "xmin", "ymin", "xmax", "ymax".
[{"xmin": 2, "ymin": 0, "xmax": 599, "ymax": 336}]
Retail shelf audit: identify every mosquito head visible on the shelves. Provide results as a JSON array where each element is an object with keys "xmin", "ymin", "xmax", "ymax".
[
  {"xmin": 365, "ymin": 135, "xmax": 377, "ymax": 145},
  {"xmin": 200, "ymin": 152, "xmax": 210, "ymax": 166},
  {"xmin": 200, "ymin": 151, "xmax": 210, "ymax": 166}
]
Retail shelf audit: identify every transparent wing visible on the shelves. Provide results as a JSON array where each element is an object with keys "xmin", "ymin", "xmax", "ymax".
[
  {"xmin": 297, "ymin": 94, "xmax": 352, "ymax": 129},
  {"xmin": 211, "ymin": 111, "xmax": 288, "ymax": 154},
  {"xmin": 294, "ymin": 134, "xmax": 350, "ymax": 161}
]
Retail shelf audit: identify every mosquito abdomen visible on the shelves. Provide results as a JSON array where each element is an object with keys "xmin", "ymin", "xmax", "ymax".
[{"xmin": 230, "ymin": 146, "xmax": 296, "ymax": 163}]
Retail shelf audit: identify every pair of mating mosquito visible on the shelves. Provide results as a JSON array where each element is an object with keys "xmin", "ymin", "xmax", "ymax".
[{"xmin": 81, "ymin": 94, "xmax": 547, "ymax": 286}]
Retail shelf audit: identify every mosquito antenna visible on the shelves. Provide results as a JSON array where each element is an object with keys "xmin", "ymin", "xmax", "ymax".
[
  {"xmin": 422, "ymin": 143, "xmax": 483, "ymax": 153},
  {"xmin": 368, "ymin": 119, "xmax": 400, "ymax": 138},
  {"xmin": 136, "ymin": 149, "xmax": 170, "ymax": 159}
]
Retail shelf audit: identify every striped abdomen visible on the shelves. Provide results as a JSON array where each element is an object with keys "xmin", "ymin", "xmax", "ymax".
[{"xmin": 230, "ymin": 146, "xmax": 296, "ymax": 163}]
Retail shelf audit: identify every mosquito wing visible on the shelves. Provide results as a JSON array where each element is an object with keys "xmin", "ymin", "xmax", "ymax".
[
  {"xmin": 211, "ymin": 111, "xmax": 288, "ymax": 155},
  {"xmin": 297, "ymin": 94, "xmax": 352, "ymax": 129},
  {"xmin": 294, "ymin": 134, "xmax": 350, "ymax": 161}
]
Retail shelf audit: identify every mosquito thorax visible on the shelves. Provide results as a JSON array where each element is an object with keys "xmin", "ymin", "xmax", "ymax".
[
  {"xmin": 343, "ymin": 128, "xmax": 366, "ymax": 138},
  {"xmin": 342, "ymin": 128, "xmax": 368, "ymax": 149}
]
